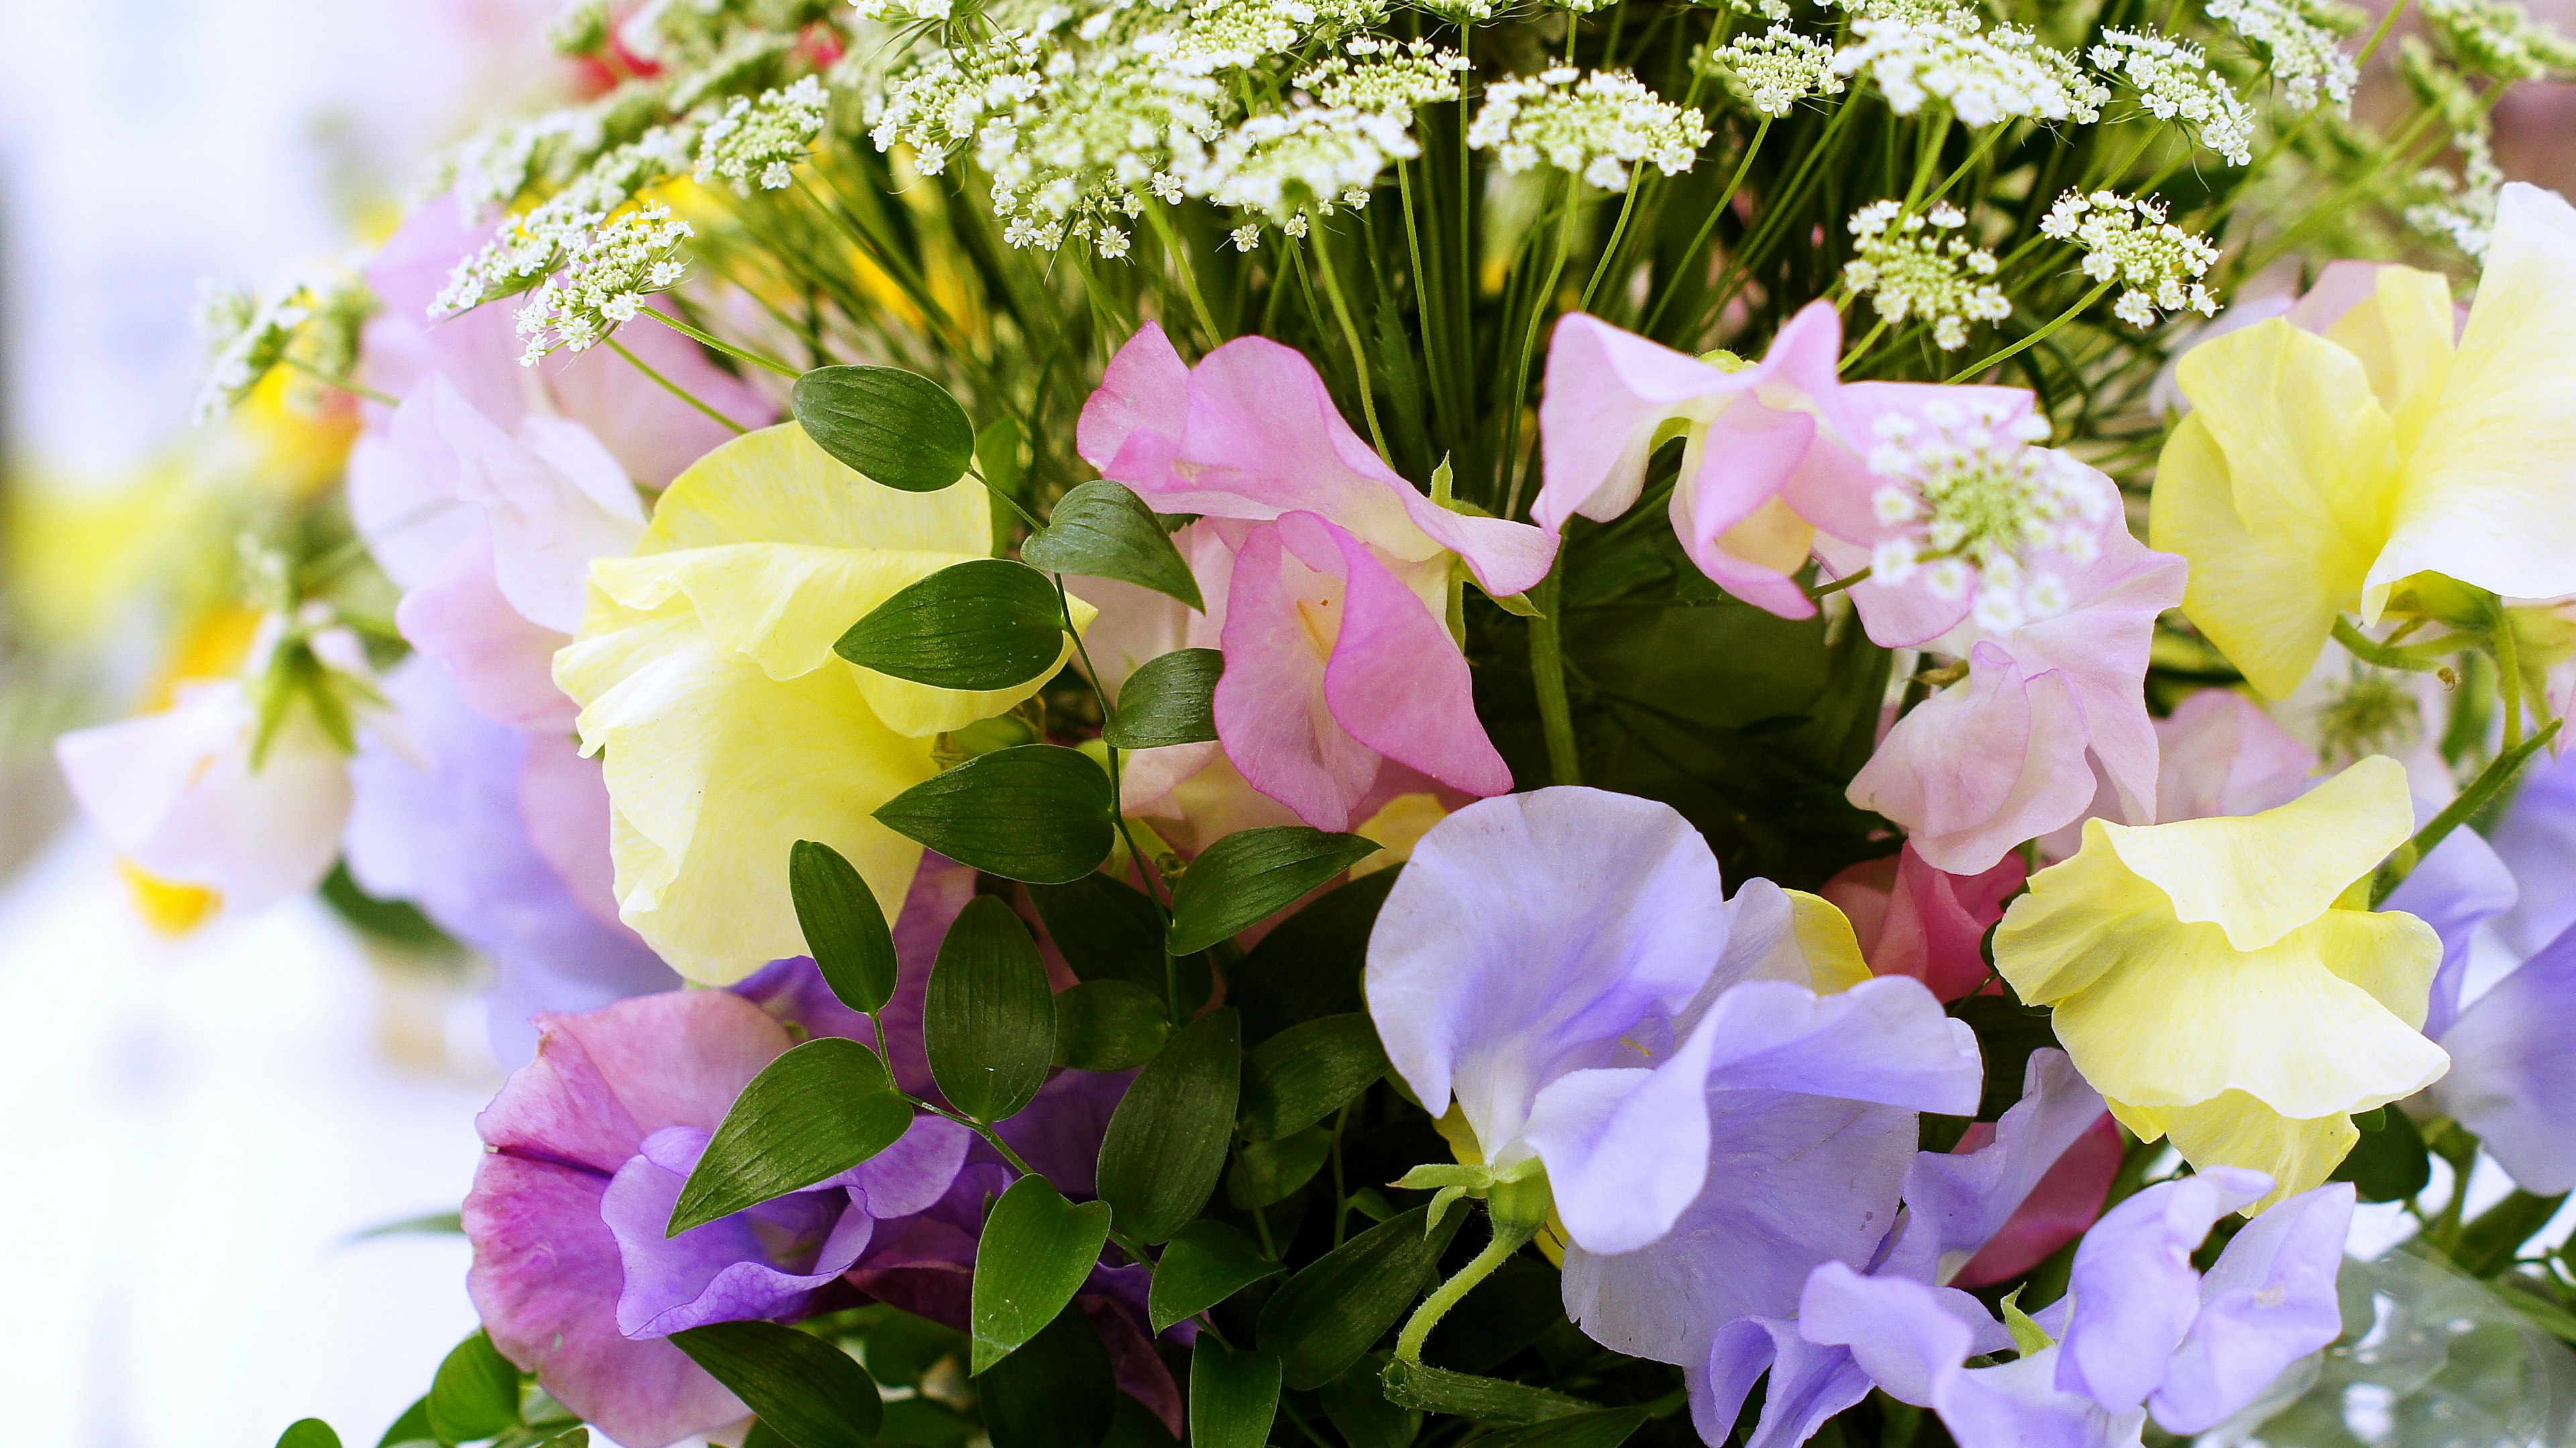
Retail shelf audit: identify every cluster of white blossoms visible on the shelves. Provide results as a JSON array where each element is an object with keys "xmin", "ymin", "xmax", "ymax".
[
  {"xmin": 1865, "ymin": 399, "xmax": 2113, "ymax": 632},
  {"xmin": 2418, "ymin": 0, "xmax": 2576, "ymax": 79},
  {"xmin": 1184, "ymin": 107, "xmax": 1413, "ymax": 225},
  {"xmin": 1841, "ymin": 200, "xmax": 2010, "ymax": 350},
  {"xmin": 2037, "ymin": 189, "xmax": 2219, "ymax": 327},
  {"xmin": 2088, "ymin": 29, "xmax": 2257, "ymax": 164},
  {"xmin": 435, "ymin": 128, "xmax": 695, "ymax": 319},
  {"xmin": 2408, "ymin": 131, "xmax": 2506, "ymax": 254},
  {"xmin": 511, "ymin": 201, "xmax": 694, "ymax": 364},
  {"xmin": 191, "ymin": 270, "xmax": 376, "ymax": 422},
  {"xmin": 696, "ymin": 76, "xmax": 831, "ymax": 195},
  {"xmin": 1465, "ymin": 67, "xmax": 1711, "ymax": 193},
  {"xmin": 1701, "ymin": 26, "xmax": 1847, "ymax": 116},
  {"xmin": 2206, "ymin": 0, "xmax": 2365, "ymax": 108},
  {"xmin": 1831, "ymin": 6, "xmax": 2107, "ymax": 127}
]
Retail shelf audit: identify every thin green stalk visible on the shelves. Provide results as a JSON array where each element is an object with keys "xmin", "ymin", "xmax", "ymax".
[
  {"xmin": 1902, "ymin": 111, "xmax": 1953, "ymax": 211},
  {"xmin": 1055, "ymin": 576, "xmax": 1188, "ymax": 1023},
  {"xmin": 2494, "ymin": 597, "xmax": 2526, "ymax": 749},
  {"xmin": 1839, "ymin": 316, "xmax": 1889, "ymax": 372},
  {"xmin": 1397, "ymin": 158, "xmax": 1459, "ymax": 442},
  {"xmin": 2331, "ymin": 617, "xmax": 2458, "ymax": 673},
  {"xmin": 1577, "ymin": 178, "xmax": 1646, "ymax": 313},
  {"xmin": 1395, "ymin": 1214, "xmax": 1542, "ymax": 1362},
  {"xmin": 635, "ymin": 305, "xmax": 801, "ymax": 377},
  {"xmin": 1310, "ymin": 229, "xmax": 1393, "ymax": 462},
  {"xmin": 1921, "ymin": 121, "xmax": 2005, "ymax": 209},
  {"xmin": 1528, "ymin": 569, "xmax": 1581, "ymax": 786},
  {"xmin": 1645, "ymin": 115, "xmax": 1770, "ymax": 333},
  {"xmin": 282, "ymin": 356, "xmax": 398, "ymax": 408},
  {"xmin": 1501, "ymin": 187, "xmax": 1582, "ymax": 521},
  {"xmin": 1945, "ymin": 280, "xmax": 2114, "ymax": 382},
  {"xmin": 1145, "ymin": 203, "xmax": 1225, "ymax": 346},
  {"xmin": 1688, "ymin": 95, "xmax": 1863, "ymax": 334},
  {"xmin": 605, "ymin": 336, "xmax": 747, "ymax": 434}
]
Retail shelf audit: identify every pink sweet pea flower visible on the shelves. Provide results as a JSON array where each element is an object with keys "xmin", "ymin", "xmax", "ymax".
[
  {"xmin": 1078, "ymin": 325, "xmax": 1556, "ymax": 831},
  {"xmin": 1821, "ymin": 843, "xmax": 2026, "ymax": 1001}
]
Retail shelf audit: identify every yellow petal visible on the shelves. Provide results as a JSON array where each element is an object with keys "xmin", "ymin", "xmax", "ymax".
[
  {"xmin": 2110, "ymin": 1095, "xmax": 2360, "ymax": 1208},
  {"xmin": 2375, "ymin": 183, "xmax": 2576, "ymax": 607},
  {"xmin": 641, "ymin": 423, "xmax": 991, "ymax": 558},
  {"xmin": 1351, "ymin": 792, "xmax": 1450, "ymax": 878},
  {"xmin": 2153, "ymin": 322, "xmax": 2398, "ymax": 695},
  {"xmin": 1783, "ymin": 888, "xmax": 1874, "ymax": 994},
  {"xmin": 2320, "ymin": 265, "xmax": 2456, "ymax": 450},
  {"xmin": 2098, "ymin": 754, "xmax": 2414, "ymax": 951}
]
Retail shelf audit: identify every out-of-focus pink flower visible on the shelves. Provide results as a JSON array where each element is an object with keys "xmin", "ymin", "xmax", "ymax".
[
  {"xmin": 1847, "ymin": 521, "xmax": 2186, "ymax": 875},
  {"xmin": 1821, "ymin": 843, "xmax": 2026, "ymax": 1002},
  {"xmin": 1079, "ymin": 326, "xmax": 1554, "ymax": 831}
]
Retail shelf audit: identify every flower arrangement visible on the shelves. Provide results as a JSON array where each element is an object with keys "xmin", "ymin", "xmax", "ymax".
[{"xmin": 48, "ymin": 0, "xmax": 2576, "ymax": 1443}]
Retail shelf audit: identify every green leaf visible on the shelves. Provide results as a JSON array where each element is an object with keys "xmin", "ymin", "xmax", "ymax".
[
  {"xmin": 1379, "ymin": 1361, "xmax": 1601, "ymax": 1425},
  {"xmin": 1095, "ymin": 1007, "xmax": 1241, "ymax": 1241},
  {"xmin": 671, "ymin": 1320, "xmax": 884, "ymax": 1448},
  {"xmin": 793, "ymin": 364, "xmax": 977, "ymax": 492},
  {"xmin": 1189, "ymin": 1340, "xmax": 1283, "ymax": 1448},
  {"xmin": 345, "ymin": 1209, "xmax": 464, "ymax": 1243},
  {"xmin": 977, "ymin": 417, "xmax": 1024, "ymax": 502},
  {"xmin": 925, "ymin": 896, "xmax": 1057, "ymax": 1123},
  {"xmin": 978, "ymin": 1304, "xmax": 1118, "ymax": 1448},
  {"xmin": 1020, "ymin": 480, "xmax": 1204, "ymax": 611},
  {"xmin": 670, "ymin": 1037, "xmax": 914, "ymax": 1234},
  {"xmin": 1322, "ymin": 1357, "xmax": 1418, "ymax": 1448},
  {"xmin": 1228, "ymin": 1126, "xmax": 1332, "ymax": 1209},
  {"xmin": 1240, "ymin": 1013, "xmax": 1387, "ymax": 1140},
  {"xmin": 1146, "ymin": 1220, "xmax": 1283, "ymax": 1333},
  {"xmin": 427, "ymin": 1331, "xmax": 520, "ymax": 1443},
  {"xmin": 1258, "ymin": 1205, "xmax": 1464, "ymax": 1390},
  {"xmin": 791, "ymin": 839, "xmax": 900, "ymax": 1016},
  {"xmin": 1482, "ymin": 1409, "xmax": 1652, "ymax": 1448},
  {"xmin": 376, "ymin": 1397, "xmax": 435, "ymax": 1448},
  {"xmin": 1028, "ymin": 874, "xmax": 1167, "ymax": 988},
  {"xmin": 875, "ymin": 745, "xmax": 1115, "ymax": 884},
  {"xmin": 2455, "ymin": 1188, "xmax": 2571, "ymax": 1276},
  {"xmin": 1999, "ymin": 1286, "xmax": 2053, "ymax": 1357},
  {"xmin": 2332, "ymin": 1104, "xmax": 2431, "ymax": 1203},
  {"xmin": 1103, "ymin": 648, "xmax": 1222, "ymax": 750},
  {"xmin": 276, "ymin": 1420, "xmax": 342, "ymax": 1448},
  {"xmin": 1232, "ymin": 871, "xmax": 1398, "ymax": 1041},
  {"xmin": 1053, "ymin": 980, "xmax": 1171, "ymax": 1070},
  {"xmin": 542, "ymin": 1432, "xmax": 590, "ymax": 1448},
  {"xmin": 971, "ymin": 1174, "xmax": 1116, "ymax": 1374},
  {"xmin": 835, "ymin": 558, "xmax": 1068, "ymax": 692},
  {"xmin": 1167, "ymin": 827, "xmax": 1380, "ymax": 955}
]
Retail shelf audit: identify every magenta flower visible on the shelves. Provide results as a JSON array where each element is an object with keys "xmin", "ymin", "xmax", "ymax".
[
  {"xmin": 1820, "ymin": 843, "xmax": 2025, "ymax": 1000},
  {"xmin": 1078, "ymin": 325, "xmax": 1554, "ymax": 829}
]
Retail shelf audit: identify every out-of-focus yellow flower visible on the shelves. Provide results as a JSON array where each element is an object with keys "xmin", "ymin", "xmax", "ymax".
[
  {"xmin": 1993, "ymin": 756, "xmax": 2447, "ymax": 1206},
  {"xmin": 555, "ymin": 423, "xmax": 1093, "ymax": 984},
  {"xmin": 2152, "ymin": 183, "xmax": 2576, "ymax": 696}
]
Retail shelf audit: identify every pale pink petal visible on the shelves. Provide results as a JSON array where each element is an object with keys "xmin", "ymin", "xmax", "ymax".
[
  {"xmin": 2153, "ymin": 689, "xmax": 2314, "ymax": 823},
  {"xmin": 1211, "ymin": 521, "xmax": 1383, "ymax": 831},
  {"xmin": 395, "ymin": 523, "xmax": 580, "ymax": 731},
  {"xmin": 1535, "ymin": 313, "xmax": 1741, "ymax": 533},
  {"xmin": 1668, "ymin": 402, "xmax": 1823, "ymax": 619},
  {"xmin": 1997, "ymin": 525, "xmax": 2186, "ymax": 825},
  {"xmin": 1077, "ymin": 321, "xmax": 1192, "ymax": 490},
  {"xmin": 410, "ymin": 376, "xmax": 645, "ymax": 633},
  {"xmin": 520, "ymin": 731, "xmax": 634, "ymax": 931},
  {"xmin": 543, "ymin": 302, "xmax": 777, "ymax": 488},
  {"xmin": 362, "ymin": 196, "xmax": 527, "ymax": 429},
  {"xmin": 1849, "ymin": 645, "xmax": 2098, "ymax": 875},
  {"xmin": 2283, "ymin": 259, "xmax": 2392, "ymax": 333},
  {"xmin": 347, "ymin": 405, "xmax": 477, "ymax": 592}
]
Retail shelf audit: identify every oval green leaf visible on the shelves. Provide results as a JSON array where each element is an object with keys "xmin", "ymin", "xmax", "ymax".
[
  {"xmin": 1167, "ymin": 827, "xmax": 1381, "ymax": 955},
  {"xmin": 1232, "ymin": 870, "xmax": 1398, "ymax": 1041},
  {"xmin": 1020, "ymin": 480, "xmax": 1204, "ymax": 611},
  {"xmin": 671, "ymin": 1037, "xmax": 913, "ymax": 1235},
  {"xmin": 1095, "ymin": 1006, "xmax": 1240, "ymax": 1242},
  {"xmin": 1190, "ymin": 1340, "xmax": 1284, "ymax": 1448},
  {"xmin": 2333, "ymin": 1104, "xmax": 2432, "ymax": 1203},
  {"xmin": 1240, "ymin": 1013, "xmax": 1388, "ymax": 1141},
  {"xmin": 671, "ymin": 1319, "xmax": 884, "ymax": 1448},
  {"xmin": 1146, "ymin": 1220, "xmax": 1284, "ymax": 1333},
  {"xmin": 1227, "ymin": 1126, "xmax": 1332, "ymax": 1210},
  {"xmin": 971, "ymin": 1175, "xmax": 1116, "ymax": 1374},
  {"xmin": 1053, "ymin": 980, "xmax": 1171, "ymax": 1070},
  {"xmin": 978, "ymin": 1304, "xmax": 1118, "ymax": 1448},
  {"xmin": 835, "ymin": 558, "xmax": 1068, "ymax": 692},
  {"xmin": 276, "ymin": 1420, "xmax": 343, "ymax": 1448},
  {"xmin": 1028, "ymin": 872, "xmax": 1167, "ymax": 988},
  {"xmin": 926, "ymin": 896, "xmax": 1057, "ymax": 1123},
  {"xmin": 793, "ymin": 364, "xmax": 976, "ymax": 492},
  {"xmin": 791, "ymin": 839, "xmax": 900, "ymax": 1016},
  {"xmin": 426, "ymin": 1331, "xmax": 521, "ymax": 1443},
  {"xmin": 1103, "ymin": 648, "xmax": 1222, "ymax": 751},
  {"xmin": 875, "ymin": 745, "xmax": 1115, "ymax": 884},
  {"xmin": 1258, "ymin": 1205, "xmax": 1462, "ymax": 1391}
]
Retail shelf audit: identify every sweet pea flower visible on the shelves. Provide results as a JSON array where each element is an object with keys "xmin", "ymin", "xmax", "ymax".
[
  {"xmin": 466, "ymin": 962, "xmax": 973, "ymax": 1448},
  {"xmin": 344, "ymin": 659, "xmax": 674, "ymax": 1064},
  {"xmin": 555, "ymin": 423, "xmax": 1092, "ymax": 982},
  {"xmin": 1994, "ymin": 755, "xmax": 2448, "ymax": 1204},
  {"xmin": 1804, "ymin": 1170, "xmax": 2355, "ymax": 1445},
  {"xmin": 2151, "ymin": 182, "xmax": 2576, "ymax": 699},
  {"xmin": 2485, "ymin": 743, "xmax": 2576, "ymax": 957},
  {"xmin": 1820, "ymin": 842, "xmax": 2026, "ymax": 1000},
  {"xmin": 1078, "ymin": 324, "xmax": 1554, "ymax": 831}
]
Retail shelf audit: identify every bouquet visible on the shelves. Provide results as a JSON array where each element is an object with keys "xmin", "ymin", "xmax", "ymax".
[{"xmin": 50, "ymin": 0, "xmax": 2576, "ymax": 1442}]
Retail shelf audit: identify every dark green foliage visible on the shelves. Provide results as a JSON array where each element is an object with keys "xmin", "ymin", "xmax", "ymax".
[
  {"xmin": 1097, "ymin": 1009, "xmax": 1242, "ymax": 1240},
  {"xmin": 837, "ymin": 559, "xmax": 1069, "ymax": 691},
  {"xmin": 979, "ymin": 1306, "xmax": 1118, "ymax": 1448},
  {"xmin": 794, "ymin": 364, "xmax": 977, "ymax": 491},
  {"xmin": 671, "ymin": 1321, "xmax": 883, "ymax": 1448},
  {"xmin": 1022, "ymin": 480, "xmax": 1205, "ymax": 611},
  {"xmin": 791, "ymin": 839, "xmax": 900, "ymax": 1015},
  {"xmin": 875, "ymin": 745, "xmax": 1116, "ymax": 883},
  {"xmin": 925, "ymin": 896, "xmax": 1057, "ymax": 1122}
]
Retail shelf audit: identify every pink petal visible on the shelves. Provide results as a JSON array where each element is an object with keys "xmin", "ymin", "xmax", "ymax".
[
  {"xmin": 1303, "ymin": 516, "xmax": 1515, "ymax": 803},
  {"xmin": 476, "ymin": 990, "xmax": 790, "ymax": 1170},
  {"xmin": 1211, "ymin": 521, "xmax": 1383, "ymax": 831},
  {"xmin": 395, "ymin": 523, "xmax": 580, "ymax": 731},
  {"xmin": 1848, "ymin": 644, "xmax": 2099, "ymax": 875},
  {"xmin": 1668, "ymin": 401, "xmax": 1822, "ymax": 619},
  {"xmin": 2284, "ymin": 259, "xmax": 2394, "ymax": 334},
  {"xmin": 2000, "ymin": 525, "xmax": 2187, "ymax": 825},
  {"xmin": 1823, "ymin": 844, "xmax": 2027, "ymax": 1002},
  {"xmin": 1078, "ymin": 321, "xmax": 1192, "ymax": 489},
  {"xmin": 519, "ymin": 731, "xmax": 633, "ymax": 931},
  {"xmin": 2153, "ymin": 690, "xmax": 2314, "ymax": 824},
  {"xmin": 1535, "ymin": 313, "xmax": 1741, "ymax": 533},
  {"xmin": 362, "ymin": 197, "xmax": 527, "ymax": 429}
]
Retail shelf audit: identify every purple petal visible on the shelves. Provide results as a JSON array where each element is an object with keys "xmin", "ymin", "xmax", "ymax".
[
  {"xmin": 476, "ymin": 988, "xmax": 792, "ymax": 1172},
  {"xmin": 602, "ymin": 1126, "xmax": 878, "ymax": 1338},
  {"xmin": 833, "ymin": 1115, "xmax": 977, "ymax": 1218},
  {"xmin": 1522, "ymin": 1012, "xmax": 1723, "ymax": 1253},
  {"xmin": 2054, "ymin": 1168, "xmax": 2271, "ymax": 1411},
  {"xmin": 1685, "ymin": 976, "xmax": 1982, "ymax": 1115},
  {"xmin": 2150, "ymin": 1183, "xmax": 2354, "ymax": 1434},
  {"xmin": 2487, "ymin": 747, "xmax": 2576, "ymax": 958},
  {"xmin": 1888, "ymin": 1049, "xmax": 2108, "ymax": 1283},
  {"xmin": 1796, "ymin": 1261, "xmax": 2010, "ymax": 1405},
  {"xmin": 2387, "ymin": 819, "xmax": 2520, "ymax": 1037},
  {"xmin": 2430, "ymin": 923, "xmax": 2576, "ymax": 1192}
]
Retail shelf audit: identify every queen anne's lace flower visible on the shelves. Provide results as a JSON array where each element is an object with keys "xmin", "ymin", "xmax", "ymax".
[
  {"xmin": 1183, "ymin": 106, "xmax": 1415, "ymax": 222},
  {"xmin": 1466, "ymin": 67, "xmax": 1711, "ymax": 193},
  {"xmin": 1841, "ymin": 200, "xmax": 2010, "ymax": 350},
  {"xmin": 2088, "ymin": 29, "xmax": 2257, "ymax": 165},
  {"xmin": 2408, "ymin": 131, "xmax": 2507, "ymax": 255},
  {"xmin": 1701, "ymin": 26, "xmax": 1848, "ymax": 116},
  {"xmin": 1832, "ymin": 7, "xmax": 2106, "ymax": 126},
  {"xmin": 193, "ymin": 272, "xmax": 375, "ymax": 422},
  {"xmin": 2419, "ymin": 0, "xmax": 2576, "ymax": 79},
  {"xmin": 2206, "ymin": 0, "xmax": 2365, "ymax": 108},
  {"xmin": 1864, "ymin": 398, "xmax": 2114, "ymax": 631},
  {"xmin": 513, "ymin": 201, "xmax": 694, "ymax": 364},
  {"xmin": 696, "ymin": 76, "xmax": 831, "ymax": 195},
  {"xmin": 435, "ymin": 128, "xmax": 693, "ymax": 318},
  {"xmin": 2039, "ymin": 189, "xmax": 2220, "ymax": 327}
]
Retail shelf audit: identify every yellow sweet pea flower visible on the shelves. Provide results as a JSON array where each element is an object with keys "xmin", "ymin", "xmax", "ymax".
[
  {"xmin": 1992, "ymin": 755, "xmax": 2447, "ymax": 1206},
  {"xmin": 555, "ymin": 423, "xmax": 1093, "ymax": 984},
  {"xmin": 2151, "ymin": 183, "xmax": 2576, "ymax": 697}
]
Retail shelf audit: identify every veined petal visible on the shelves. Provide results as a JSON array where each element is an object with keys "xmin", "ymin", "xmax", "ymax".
[
  {"xmin": 2374, "ymin": 183, "xmax": 2576, "ymax": 606},
  {"xmin": 1535, "ymin": 312, "xmax": 1741, "ymax": 533},
  {"xmin": 2109, "ymin": 1096, "xmax": 2361, "ymax": 1208},
  {"xmin": 1847, "ymin": 645, "xmax": 2098, "ymax": 876},
  {"xmin": 2153, "ymin": 321, "xmax": 2398, "ymax": 695},
  {"xmin": 1523, "ymin": 1011, "xmax": 1723, "ymax": 1253},
  {"xmin": 2318, "ymin": 266, "xmax": 2456, "ymax": 452},
  {"xmin": 2151, "ymin": 1182, "xmax": 2353, "ymax": 1435},
  {"xmin": 2055, "ymin": 1169, "xmax": 2269, "ymax": 1412}
]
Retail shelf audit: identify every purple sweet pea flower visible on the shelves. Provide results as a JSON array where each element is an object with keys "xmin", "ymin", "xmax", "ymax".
[
  {"xmin": 345, "ymin": 659, "xmax": 675, "ymax": 1063},
  {"xmin": 2487, "ymin": 746, "xmax": 2576, "ymax": 958}
]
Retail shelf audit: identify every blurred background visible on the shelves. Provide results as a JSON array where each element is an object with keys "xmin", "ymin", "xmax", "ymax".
[{"xmin": 0, "ymin": 2, "xmax": 2570, "ymax": 1445}]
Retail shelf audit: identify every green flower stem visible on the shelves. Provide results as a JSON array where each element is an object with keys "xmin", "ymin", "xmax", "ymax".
[
  {"xmin": 1144, "ymin": 203, "xmax": 1224, "ymax": 347},
  {"xmin": 2373, "ymin": 719, "xmax": 2563, "ymax": 907},
  {"xmin": 1310, "ymin": 229, "xmax": 1393, "ymax": 464},
  {"xmin": 1902, "ymin": 110, "xmax": 1954, "ymax": 212},
  {"xmin": 1921, "ymin": 121, "xmax": 2006, "ymax": 209},
  {"xmin": 1529, "ymin": 568, "xmax": 1582, "ymax": 786},
  {"xmin": 1945, "ymin": 280, "xmax": 2114, "ymax": 382},
  {"xmin": 1807, "ymin": 565, "xmax": 1871, "ymax": 600},
  {"xmin": 2491, "ymin": 594, "xmax": 2527, "ymax": 749},
  {"xmin": 1839, "ymin": 316, "xmax": 1890, "ymax": 373},
  {"xmin": 1650, "ymin": 114, "xmax": 1771, "ymax": 335},
  {"xmin": 1054, "ymin": 576, "xmax": 1187, "ymax": 1022},
  {"xmin": 1393, "ymin": 1212, "xmax": 1543, "ymax": 1363},
  {"xmin": 1501, "ymin": 186, "xmax": 1582, "ymax": 522},
  {"xmin": 606, "ymin": 336, "xmax": 749, "ymax": 435},
  {"xmin": 635, "ymin": 305, "xmax": 801, "ymax": 377},
  {"xmin": 1576, "ymin": 177, "xmax": 1646, "ymax": 315},
  {"xmin": 282, "ymin": 356, "xmax": 398, "ymax": 408},
  {"xmin": 2330, "ymin": 617, "xmax": 2458, "ymax": 674}
]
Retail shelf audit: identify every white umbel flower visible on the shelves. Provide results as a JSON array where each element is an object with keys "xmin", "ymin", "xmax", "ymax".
[
  {"xmin": 2419, "ymin": 0, "xmax": 2576, "ymax": 79},
  {"xmin": 1833, "ymin": 7, "xmax": 2107, "ymax": 126},
  {"xmin": 2206, "ymin": 0, "xmax": 2365, "ymax": 108},
  {"xmin": 1466, "ymin": 66, "xmax": 1711, "ymax": 193},
  {"xmin": 1862, "ymin": 400, "xmax": 2110, "ymax": 629},
  {"xmin": 696, "ymin": 76, "xmax": 832, "ymax": 195},
  {"xmin": 2037, "ymin": 189, "xmax": 2220, "ymax": 327},
  {"xmin": 2088, "ymin": 29, "xmax": 2257, "ymax": 165},
  {"xmin": 512, "ymin": 201, "xmax": 694, "ymax": 364},
  {"xmin": 1841, "ymin": 199, "xmax": 2010, "ymax": 350},
  {"xmin": 1701, "ymin": 26, "xmax": 1847, "ymax": 116}
]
